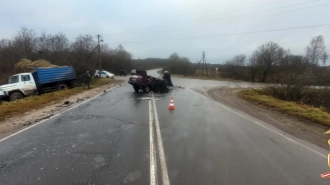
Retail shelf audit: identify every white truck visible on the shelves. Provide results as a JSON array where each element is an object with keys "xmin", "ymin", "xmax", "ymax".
[{"xmin": 0, "ymin": 66, "xmax": 77, "ymax": 101}]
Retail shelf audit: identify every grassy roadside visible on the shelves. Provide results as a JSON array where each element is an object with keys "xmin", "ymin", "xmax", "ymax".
[
  {"xmin": 0, "ymin": 78, "xmax": 119, "ymax": 120},
  {"xmin": 238, "ymin": 89, "xmax": 330, "ymax": 127}
]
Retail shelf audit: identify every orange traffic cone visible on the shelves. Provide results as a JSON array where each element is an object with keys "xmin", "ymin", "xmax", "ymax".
[
  {"xmin": 182, "ymin": 83, "xmax": 185, "ymax": 89},
  {"xmin": 168, "ymin": 97, "xmax": 175, "ymax": 110}
]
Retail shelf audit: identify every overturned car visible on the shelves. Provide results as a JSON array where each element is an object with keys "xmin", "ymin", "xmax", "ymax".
[{"xmin": 128, "ymin": 70, "xmax": 173, "ymax": 93}]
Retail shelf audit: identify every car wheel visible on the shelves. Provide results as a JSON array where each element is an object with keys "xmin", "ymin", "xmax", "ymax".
[
  {"xmin": 95, "ymin": 75, "xmax": 99, "ymax": 78},
  {"xmin": 133, "ymin": 85, "xmax": 140, "ymax": 92},
  {"xmin": 9, "ymin": 92, "xmax": 24, "ymax": 101},
  {"xmin": 106, "ymin": 76, "xmax": 110, "ymax": 78},
  {"xmin": 58, "ymin": 83, "xmax": 68, "ymax": 90},
  {"xmin": 144, "ymin": 86, "xmax": 151, "ymax": 93}
]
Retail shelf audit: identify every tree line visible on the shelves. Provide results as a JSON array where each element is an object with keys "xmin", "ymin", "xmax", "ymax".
[
  {"xmin": 217, "ymin": 35, "xmax": 329, "ymax": 85},
  {"xmin": 162, "ymin": 35, "xmax": 329, "ymax": 86},
  {"xmin": 0, "ymin": 28, "xmax": 133, "ymax": 84},
  {"xmin": 1, "ymin": 28, "xmax": 328, "ymax": 87}
]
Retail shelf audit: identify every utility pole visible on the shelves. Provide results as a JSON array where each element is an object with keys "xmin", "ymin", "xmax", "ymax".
[
  {"xmin": 97, "ymin": 34, "xmax": 103, "ymax": 70},
  {"xmin": 193, "ymin": 51, "xmax": 208, "ymax": 76}
]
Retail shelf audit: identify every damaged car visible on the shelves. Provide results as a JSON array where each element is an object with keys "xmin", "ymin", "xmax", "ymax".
[{"xmin": 128, "ymin": 70, "xmax": 173, "ymax": 93}]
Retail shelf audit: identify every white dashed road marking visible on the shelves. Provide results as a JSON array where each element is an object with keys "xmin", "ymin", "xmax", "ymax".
[
  {"xmin": 149, "ymin": 101, "xmax": 157, "ymax": 185},
  {"xmin": 149, "ymin": 93, "xmax": 170, "ymax": 185}
]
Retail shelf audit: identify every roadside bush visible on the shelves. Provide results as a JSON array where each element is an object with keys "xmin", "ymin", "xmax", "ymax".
[
  {"xmin": 261, "ymin": 85, "xmax": 330, "ymax": 112},
  {"xmin": 261, "ymin": 85, "xmax": 305, "ymax": 102},
  {"xmin": 301, "ymin": 88, "xmax": 330, "ymax": 112},
  {"xmin": 219, "ymin": 64, "xmax": 248, "ymax": 80}
]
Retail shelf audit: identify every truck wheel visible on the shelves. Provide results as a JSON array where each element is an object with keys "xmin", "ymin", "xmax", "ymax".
[
  {"xmin": 9, "ymin": 92, "xmax": 24, "ymax": 101},
  {"xmin": 133, "ymin": 85, "xmax": 140, "ymax": 92},
  {"xmin": 58, "ymin": 83, "xmax": 68, "ymax": 90},
  {"xmin": 144, "ymin": 86, "xmax": 151, "ymax": 93}
]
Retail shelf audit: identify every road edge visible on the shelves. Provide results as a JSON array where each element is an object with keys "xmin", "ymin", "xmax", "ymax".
[
  {"xmin": 0, "ymin": 85, "xmax": 120, "ymax": 143},
  {"xmin": 188, "ymin": 88, "xmax": 328, "ymax": 159}
]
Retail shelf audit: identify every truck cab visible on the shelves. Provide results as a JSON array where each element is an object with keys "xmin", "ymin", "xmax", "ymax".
[{"xmin": 0, "ymin": 73, "xmax": 38, "ymax": 101}]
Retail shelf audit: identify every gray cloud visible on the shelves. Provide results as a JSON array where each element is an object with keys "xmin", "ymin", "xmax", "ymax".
[{"xmin": 1, "ymin": 0, "xmax": 329, "ymax": 63}]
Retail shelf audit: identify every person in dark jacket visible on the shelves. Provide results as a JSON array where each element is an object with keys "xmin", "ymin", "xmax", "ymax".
[{"xmin": 81, "ymin": 71, "xmax": 91, "ymax": 89}]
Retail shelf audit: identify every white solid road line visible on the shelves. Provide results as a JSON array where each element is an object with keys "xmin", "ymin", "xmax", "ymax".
[
  {"xmin": 152, "ymin": 95, "xmax": 171, "ymax": 185},
  {"xmin": 188, "ymin": 88, "xmax": 327, "ymax": 159},
  {"xmin": 149, "ymin": 101, "xmax": 157, "ymax": 185},
  {"xmin": 0, "ymin": 85, "xmax": 120, "ymax": 143}
]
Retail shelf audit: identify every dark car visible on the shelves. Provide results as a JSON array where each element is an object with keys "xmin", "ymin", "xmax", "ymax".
[{"xmin": 128, "ymin": 70, "xmax": 173, "ymax": 93}]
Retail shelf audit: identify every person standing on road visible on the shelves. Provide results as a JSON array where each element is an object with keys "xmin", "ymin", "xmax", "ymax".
[{"xmin": 80, "ymin": 71, "xmax": 91, "ymax": 89}]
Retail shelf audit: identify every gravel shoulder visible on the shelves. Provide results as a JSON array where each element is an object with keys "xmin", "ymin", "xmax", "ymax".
[
  {"xmin": 0, "ymin": 80, "xmax": 124, "ymax": 140},
  {"xmin": 201, "ymin": 87, "xmax": 329, "ymax": 149}
]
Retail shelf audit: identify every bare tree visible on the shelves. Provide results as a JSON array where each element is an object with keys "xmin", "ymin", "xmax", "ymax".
[
  {"xmin": 248, "ymin": 51, "xmax": 260, "ymax": 82},
  {"xmin": 169, "ymin": 53, "xmax": 180, "ymax": 61},
  {"xmin": 279, "ymin": 55, "xmax": 308, "ymax": 71},
  {"xmin": 72, "ymin": 34, "xmax": 96, "ymax": 54},
  {"xmin": 252, "ymin": 42, "xmax": 286, "ymax": 82},
  {"xmin": 113, "ymin": 44, "xmax": 132, "ymax": 71},
  {"xmin": 48, "ymin": 33, "xmax": 70, "ymax": 65},
  {"xmin": 71, "ymin": 34, "xmax": 98, "ymax": 71},
  {"xmin": 163, "ymin": 53, "xmax": 193, "ymax": 76},
  {"xmin": 306, "ymin": 35, "xmax": 326, "ymax": 72},
  {"xmin": 322, "ymin": 52, "xmax": 328, "ymax": 66},
  {"xmin": 226, "ymin": 54, "xmax": 246, "ymax": 66},
  {"xmin": 37, "ymin": 32, "xmax": 52, "ymax": 52},
  {"xmin": 50, "ymin": 33, "xmax": 69, "ymax": 52},
  {"xmin": 101, "ymin": 44, "xmax": 132, "ymax": 74},
  {"xmin": 12, "ymin": 28, "xmax": 38, "ymax": 59},
  {"xmin": 0, "ymin": 39, "xmax": 15, "ymax": 71}
]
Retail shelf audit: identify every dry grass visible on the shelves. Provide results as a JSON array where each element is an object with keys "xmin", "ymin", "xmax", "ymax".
[
  {"xmin": 0, "ymin": 78, "xmax": 116, "ymax": 119},
  {"xmin": 238, "ymin": 89, "xmax": 330, "ymax": 127}
]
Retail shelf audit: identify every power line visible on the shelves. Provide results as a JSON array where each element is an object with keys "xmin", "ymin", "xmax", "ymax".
[
  {"xmin": 197, "ymin": 0, "xmax": 323, "ymax": 24},
  {"xmin": 263, "ymin": 2, "xmax": 330, "ymax": 18},
  {"xmin": 158, "ymin": 1, "xmax": 330, "ymax": 34},
  {"xmin": 251, "ymin": 0, "xmax": 292, "ymax": 8},
  {"xmin": 267, "ymin": 0, "xmax": 322, "ymax": 10},
  {"xmin": 109, "ymin": 1, "xmax": 293, "ymax": 35},
  {"xmin": 111, "ymin": 24, "xmax": 330, "ymax": 44},
  {"xmin": 109, "ymin": 0, "xmax": 327, "ymax": 35}
]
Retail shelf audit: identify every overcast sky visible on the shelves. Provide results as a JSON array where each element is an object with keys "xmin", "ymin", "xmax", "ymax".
[{"xmin": 1, "ymin": 0, "xmax": 330, "ymax": 63}]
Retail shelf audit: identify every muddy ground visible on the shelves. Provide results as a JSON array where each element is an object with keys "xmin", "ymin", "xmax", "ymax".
[
  {"xmin": 0, "ymin": 80, "xmax": 124, "ymax": 140},
  {"xmin": 204, "ymin": 87, "xmax": 329, "ymax": 149}
]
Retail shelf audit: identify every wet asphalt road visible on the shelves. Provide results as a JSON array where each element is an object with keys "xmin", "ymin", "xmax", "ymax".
[{"xmin": 0, "ymin": 69, "xmax": 329, "ymax": 185}]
